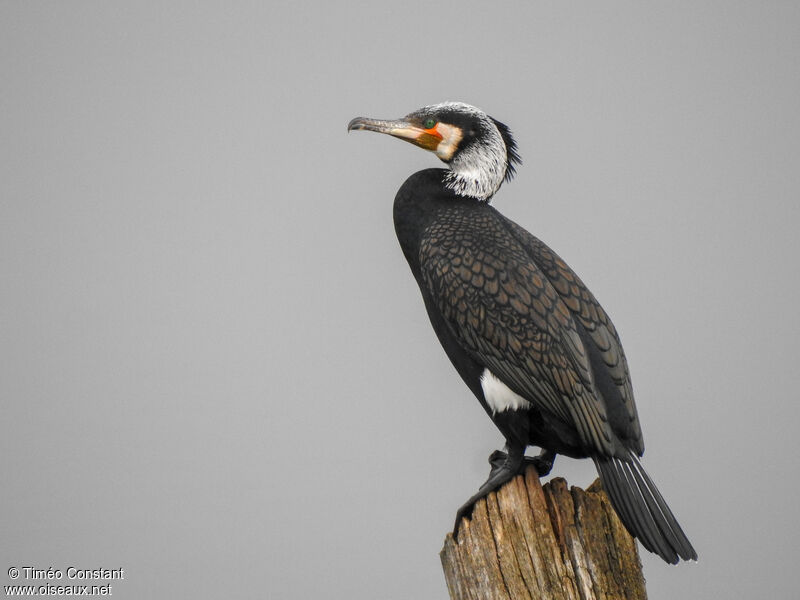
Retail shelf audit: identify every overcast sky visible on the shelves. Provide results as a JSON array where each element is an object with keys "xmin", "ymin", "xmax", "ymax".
[{"xmin": 2, "ymin": 2, "xmax": 799, "ymax": 599}]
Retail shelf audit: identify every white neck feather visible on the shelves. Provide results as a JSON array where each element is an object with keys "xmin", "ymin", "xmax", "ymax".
[{"xmin": 443, "ymin": 124, "xmax": 507, "ymax": 201}]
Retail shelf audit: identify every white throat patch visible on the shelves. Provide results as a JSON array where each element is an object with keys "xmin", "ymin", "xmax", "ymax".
[
  {"xmin": 434, "ymin": 102, "xmax": 508, "ymax": 201},
  {"xmin": 444, "ymin": 123, "xmax": 507, "ymax": 200},
  {"xmin": 480, "ymin": 368, "xmax": 531, "ymax": 414},
  {"xmin": 434, "ymin": 123, "xmax": 463, "ymax": 161}
]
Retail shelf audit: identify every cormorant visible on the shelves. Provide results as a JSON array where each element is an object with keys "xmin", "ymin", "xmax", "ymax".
[{"xmin": 347, "ymin": 102, "xmax": 696, "ymax": 564}]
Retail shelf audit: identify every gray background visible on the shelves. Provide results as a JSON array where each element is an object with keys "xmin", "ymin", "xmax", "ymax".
[{"xmin": 2, "ymin": 2, "xmax": 798, "ymax": 599}]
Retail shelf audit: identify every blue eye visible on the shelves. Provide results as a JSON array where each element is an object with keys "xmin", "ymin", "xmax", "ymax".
[{"xmin": 424, "ymin": 118, "xmax": 437, "ymax": 129}]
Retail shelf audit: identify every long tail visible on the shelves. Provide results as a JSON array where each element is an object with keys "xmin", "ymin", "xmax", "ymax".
[{"xmin": 592, "ymin": 452, "xmax": 697, "ymax": 564}]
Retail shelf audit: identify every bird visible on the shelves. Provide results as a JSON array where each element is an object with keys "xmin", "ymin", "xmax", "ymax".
[{"xmin": 347, "ymin": 101, "xmax": 696, "ymax": 564}]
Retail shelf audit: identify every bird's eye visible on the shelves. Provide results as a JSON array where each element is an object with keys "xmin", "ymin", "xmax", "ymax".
[{"xmin": 423, "ymin": 118, "xmax": 437, "ymax": 129}]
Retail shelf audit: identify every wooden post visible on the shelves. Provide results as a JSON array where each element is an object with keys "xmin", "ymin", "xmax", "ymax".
[{"xmin": 440, "ymin": 467, "xmax": 647, "ymax": 600}]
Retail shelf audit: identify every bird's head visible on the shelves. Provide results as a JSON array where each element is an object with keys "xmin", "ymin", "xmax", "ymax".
[{"xmin": 348, "ymin": 102, "xmax": 521, "ymax": 201}]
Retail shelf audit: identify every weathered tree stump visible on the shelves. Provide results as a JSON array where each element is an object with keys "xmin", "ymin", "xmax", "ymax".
[{"xmin": 440, "ymin": 467, "xmax": 647, "ymax": 600}]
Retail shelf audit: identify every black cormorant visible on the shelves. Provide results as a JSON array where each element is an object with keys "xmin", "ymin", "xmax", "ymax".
[{"xmin": 348, "ymin": 102, "xmax": 696, "ymax": 564}]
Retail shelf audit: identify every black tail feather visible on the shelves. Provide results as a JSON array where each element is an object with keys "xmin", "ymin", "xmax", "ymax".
[{"xmin": 593, "ymin": 453, "xmax": 697, "ymax": 564}]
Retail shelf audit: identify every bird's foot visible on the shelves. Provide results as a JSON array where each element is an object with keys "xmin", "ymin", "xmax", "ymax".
[
  {"xmin": 453, "ymin": 447, "xmax": 525, "ymax": 538},
  {"xmin": 488, "ymin": 448, "xmax": 555, "ymax": 477}
]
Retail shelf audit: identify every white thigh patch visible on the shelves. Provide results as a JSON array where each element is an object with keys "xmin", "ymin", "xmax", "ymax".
[{"xmin": 480, "ymin": 368, "xmax": 531, "ymax": 414}]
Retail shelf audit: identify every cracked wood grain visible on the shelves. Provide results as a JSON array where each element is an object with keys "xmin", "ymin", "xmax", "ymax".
[{"xmin": 441, "ymin": 468, "xmax": 647, "ymax": 600}]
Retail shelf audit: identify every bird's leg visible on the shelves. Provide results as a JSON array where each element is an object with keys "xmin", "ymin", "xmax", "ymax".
[
  {"xmin": 453, "ymin": 442, "xmax": 525, "ymax": 537},
  {"xmin": 489, "ymin": 447, "xmax": 556, "ymax": 477},
  {"xmin": 530, "ymin": 448, "xmax": 556, "ymax": 476}
]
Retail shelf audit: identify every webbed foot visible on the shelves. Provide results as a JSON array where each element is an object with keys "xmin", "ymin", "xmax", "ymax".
[
  {"xmin": 489, "ymin": 448, "xmax": 555, "ymax": 477},
  {"xmin": 453, "ymin": 446, "xmax": 526, "ymax": 537}
]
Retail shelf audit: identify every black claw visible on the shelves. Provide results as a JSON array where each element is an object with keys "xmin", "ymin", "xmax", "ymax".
[{"xmin": 453, "ymin": 501, "xmax": 475, "ymax": 537}]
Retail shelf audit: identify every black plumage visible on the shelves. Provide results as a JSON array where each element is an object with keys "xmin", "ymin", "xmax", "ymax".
[{"xmin": 348, "ymin": 102, "xmax": 696, "ymax": 564}]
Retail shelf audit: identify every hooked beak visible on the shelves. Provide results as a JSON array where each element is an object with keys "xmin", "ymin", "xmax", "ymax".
[{"xmin": 347, "ymin": 116, "xmax": 443, "ymax": 152}]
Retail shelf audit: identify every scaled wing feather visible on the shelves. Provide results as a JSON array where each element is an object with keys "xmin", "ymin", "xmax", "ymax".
[{"xmin": 419, "ymin": 215, "xmax": 616, "ymax": 456}]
